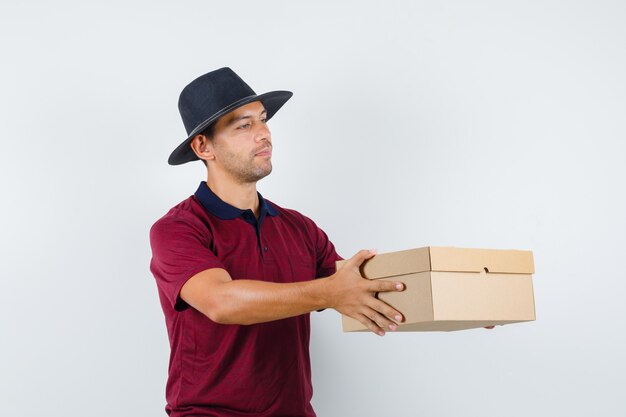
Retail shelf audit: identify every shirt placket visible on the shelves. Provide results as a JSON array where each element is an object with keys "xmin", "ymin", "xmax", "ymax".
[{"xmin": 241, "ymin": 209, "xmax": 268, "ymax": 258}]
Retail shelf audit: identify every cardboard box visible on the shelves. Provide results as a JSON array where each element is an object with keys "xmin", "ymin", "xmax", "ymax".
[{"xmin": 338, "ymin": 246, "xmax": 535, "ymax": 332}]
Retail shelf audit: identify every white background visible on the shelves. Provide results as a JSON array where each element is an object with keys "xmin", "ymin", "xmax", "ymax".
[{"xmin": 2, "ymin": 1, "xmax": 625, "ymax": 416}]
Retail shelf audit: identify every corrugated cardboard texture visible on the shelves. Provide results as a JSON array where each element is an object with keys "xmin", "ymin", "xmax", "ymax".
[
  {"xmin": 431, "ymin": 271, "xmax": 535, "ymax": 321},
  {"xmin": 339, "ymin": 246, "xmax": 536, "ymax": 332},
  {"xmin": 429, "ymin": 247, "xmax": 535, "ymax": 274},
  {"xmin": 342, "ymin": 272, "xmax": 434, "ymax": 332},
  {"xmin": 337, "ymin": 247, "xmax": 535, "ymax": 279},
  {"xmin": 360, "ymin": 248, "xmax": 432, "ymax": 279}
]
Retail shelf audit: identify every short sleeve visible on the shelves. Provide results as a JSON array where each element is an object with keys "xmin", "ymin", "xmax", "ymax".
[
  {"xmin": 305, "ymin": 221, "xmax": 342, "ymax": 313},
  {"xmin": 149, "ymin": 215, "xmax": 225, "ymax": 312},
  {"xmin": 313, "ymin": 224, "xmax": 343, "ymax": 278}
]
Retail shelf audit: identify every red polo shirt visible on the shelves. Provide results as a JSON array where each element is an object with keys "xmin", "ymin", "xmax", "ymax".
[{"xmin": 150, "ymin": 182, "xmax": 341, "ymax": 417}]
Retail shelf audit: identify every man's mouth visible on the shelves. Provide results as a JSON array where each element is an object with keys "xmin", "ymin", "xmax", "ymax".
[{"xmin": 254, "ymin": 147, "xmax": 272, "ymax": 157}]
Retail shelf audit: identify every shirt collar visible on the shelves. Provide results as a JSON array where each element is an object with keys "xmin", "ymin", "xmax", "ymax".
[{"xmin": 194, "ymin": 181, "xmax": 278, "ymax": 221}]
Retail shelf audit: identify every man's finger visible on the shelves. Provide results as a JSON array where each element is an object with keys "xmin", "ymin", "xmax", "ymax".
[
  {"xmin": 370, "ymin": 280, "xmax": 405, "ymax": 293},
  {"xmin": 364, "ymin": 308, "xmax": 399, "ymax": 332},
  {"xmin": 367, "ymin": 299, "xmax": 404, "ymax": 323},
  {"xmin": 355, "ymin": 312, "xmax": 386, "ymax": 336},
  {"xmin": 342, "ymin": 249, "xmax": 377, "ymax": 271}
]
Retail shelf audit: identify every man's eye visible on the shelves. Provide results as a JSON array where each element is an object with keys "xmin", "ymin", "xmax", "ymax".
[
  {"xmin": 238, "ymin": 123, "xmax": 251, "ymax": 129},
  {"xmin": 261, "ymin": 118, "xmax": 268, "ymax": 123}
]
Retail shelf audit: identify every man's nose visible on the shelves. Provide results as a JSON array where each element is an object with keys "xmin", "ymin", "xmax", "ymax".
[{"xmin": 254, "ymin": 122, "xmax": 271, "ymax": 142}]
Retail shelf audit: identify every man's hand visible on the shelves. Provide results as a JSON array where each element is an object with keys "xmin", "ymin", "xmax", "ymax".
[{"xmin": 326, "ymin": 249, "xmax": 405, "ymax": 336}]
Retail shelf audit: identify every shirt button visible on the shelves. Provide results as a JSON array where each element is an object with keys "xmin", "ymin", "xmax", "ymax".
[{"xmin": 264, "ymin": 246, "xmax": 268, "ymax": 252}]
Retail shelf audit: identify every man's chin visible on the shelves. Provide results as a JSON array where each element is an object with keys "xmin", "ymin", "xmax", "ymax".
[
  {"xmin": 256, "ymin": 167, "xmax": 272, "ymax": 181},
  {"xmin": 243, "ymin": 166, "xmax": 272, "ymax": 183}
]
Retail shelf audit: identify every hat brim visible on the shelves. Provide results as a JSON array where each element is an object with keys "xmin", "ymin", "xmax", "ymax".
[{"xmin": 168, "ymin": 90, "xmax": 293, "ymax": 165}]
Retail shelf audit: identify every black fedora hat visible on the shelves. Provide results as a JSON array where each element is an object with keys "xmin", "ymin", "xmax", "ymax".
[{"xmin": 169, "ymin": 67, "xmax": 293, "ymax": 165}]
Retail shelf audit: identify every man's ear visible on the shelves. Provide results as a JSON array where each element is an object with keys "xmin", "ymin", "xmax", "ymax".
[{"xmin": 190, "ymin": 135, "xmax": 215, "ymax": 163}]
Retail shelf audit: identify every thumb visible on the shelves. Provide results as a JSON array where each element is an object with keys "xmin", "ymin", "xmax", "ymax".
[{"xmin": 345, "ymin": 249, "xmax": 377, "ymax": 270}]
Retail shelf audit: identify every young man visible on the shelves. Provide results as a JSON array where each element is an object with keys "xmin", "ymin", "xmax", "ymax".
[{"xmin": 150, "ymin": 67, "xmax": 405, "ymax": 417}]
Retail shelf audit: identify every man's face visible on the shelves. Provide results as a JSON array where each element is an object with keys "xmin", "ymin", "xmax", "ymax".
[{"xmin": 209, "ymin": 101, "xmax": 273, "ymax": 184}]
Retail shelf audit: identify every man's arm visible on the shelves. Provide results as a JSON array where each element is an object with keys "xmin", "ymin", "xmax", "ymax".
[{"xmin": 180, "ymin": 249, "xmax": 405, "ymax": 336}]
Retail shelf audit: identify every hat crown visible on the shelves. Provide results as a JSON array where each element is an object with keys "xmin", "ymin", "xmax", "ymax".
[
  {"xmin": 178, "ymin": 67, "xmax": 256, "ymax": 135},
  {"xmin": 169, "ymin": 67, "xmax": 292, "ymax": 165}
]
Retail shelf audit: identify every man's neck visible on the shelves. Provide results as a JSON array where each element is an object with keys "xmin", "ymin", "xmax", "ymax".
[{"xmin": 206, "ymin": 175, "xmax": 260, "ymax": 218}]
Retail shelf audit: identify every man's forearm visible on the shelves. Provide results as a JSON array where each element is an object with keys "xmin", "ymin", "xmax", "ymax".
[
  {"xmin": 205, "ymin": 278, "xmax": 331, "ymax": 325},
  {"xmin": 181, "ymin": 251, "xmax": 406, "ymax": 335}
]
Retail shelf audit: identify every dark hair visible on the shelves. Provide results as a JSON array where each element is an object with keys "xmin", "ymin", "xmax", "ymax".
[{"xmin": 201, "ymin": 123, "xmax": 215, "ymax": 138}]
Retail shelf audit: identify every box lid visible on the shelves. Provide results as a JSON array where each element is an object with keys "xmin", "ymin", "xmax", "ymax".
[{"xmin": 355, "ymin": 247, "xmax": 534, "ymax": 279}]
